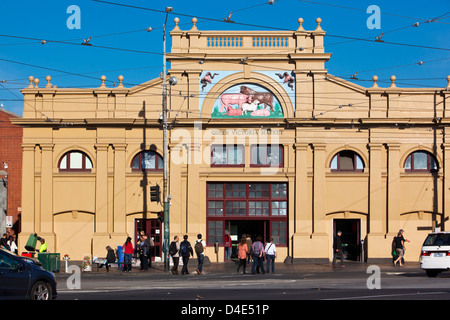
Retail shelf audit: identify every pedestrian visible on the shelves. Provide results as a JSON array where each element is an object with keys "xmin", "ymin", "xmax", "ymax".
[
  {"xmin": 251, "ymin": 236, "xmax": 265, "ymax": 275},
  {"xmin": 103, "ymin": 246, "xmax": 116, "ymax": 272},
  {"xmin": 139, "ymin": 230, "xmax": 153, "ymax": 268},
  {"xmin": 194, "ymin": 234, "xmax": 206, "ymax": 275},
  {"xmin": 137, "ymin": 234, "xmax": 149, "ymax": 271},
  {"xmin": 180, "ymin": 235, "xmax": 193, "ymax": 275},
  {"xmin": 122, "ymin": 237, "xmax": 133, "ymax": 272},
  {"xmin": 0, "ymin": 238, "xmax": 10, "ymax": 251},
  {"xmin": 169, "ymin": 236, "xmax": 180, "ymax": 275},
  {"xmin": 246, "ymin": 234, "xmax": 253, "ymax": 264},
  {"xmin": 393, "ymin": 232, "xmax": 405, "ymax": 267},
  {"xmin": 7, "ymin": 235, "xmax": 17, "ymax": 254},
  {"xmin": 264, "ymin": 237, "xmax": 277, "ymax": 273},
  {"xmin": 398, "ymin": 229, "xmax": 410, "ymax": 264},
  {"xmin": 224, "ymin": 230, "xmax": 231, "ymax": 261},
  {"xmin": 236, "ymin": 237, "xmax": 248, "ymax": 274},
  {"xmin": 38, "ymin": 238, "xmax": 47, "ymax": 253},
  {"xmin": 148, "ymin": 236, "xmax": 155, "ymax": 268},
  {"xmin": 332, "ymin": 230, "xmax": 345, "ymax": 268}
]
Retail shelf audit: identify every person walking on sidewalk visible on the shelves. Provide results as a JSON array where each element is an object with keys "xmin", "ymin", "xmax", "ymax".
[
  {"xmin": 195, "ymin": 234, "xmax": 206, "ymax": 275},
  {"xmin": 180, "ymin": 235, "xmax": 193, "ymax": 275},
  {"xmin": 332, "ymin": 230, "xmax": 345, "ymax": 268},
  {"xmin": 169, "ymin": 236, "xmax": 180, "ymax": 275},
  {"xmin": 224, "ymin": 231, "xmax": 231, "ymax": 261},
  {"xmin": 264, "ymin": 237, "xmax": 277, "ymax": 273},
  {"xmin": 393, "ymin": 232, "xmax": 405, "ymax": 267},
  {"xmin": 398, "ymin": 229, "xmax": 410, "ymax": 264},
  {"xmin": 251, "ymin": 236, "xmax": 265, "ymax": 275},
  {"xmin": 245, "ymin": 234, "xmax": 253, "ymax": 265},
  {"xmin": 237, "ymin": 237, "xmax": 248, "ymax": 274}
]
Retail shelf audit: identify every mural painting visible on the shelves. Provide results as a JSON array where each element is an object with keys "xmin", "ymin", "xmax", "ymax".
[
  {"xmin": 201, "ymin": 72, "xmax": 220, "ymax": 91},
  {"xmin": 211, "ymin": 83, "xmax": 283, "ymax": 119},
  {"xmin": 275, "ymin": 72, "xmax": 295, "ymax": 90}
]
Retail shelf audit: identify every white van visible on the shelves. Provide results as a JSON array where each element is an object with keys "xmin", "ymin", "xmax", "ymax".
[{"xmin": 420, "ymin": 231, "xmax": 450, "ymax": 277}]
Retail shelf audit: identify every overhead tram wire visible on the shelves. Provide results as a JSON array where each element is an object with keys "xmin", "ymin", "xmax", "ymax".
[
  {"xmin": 0, "ymin": 6, "xmax": 448, "ymax": 104},
  {"xmin": 1, "ymin": 63, "xmax": 448, "ymax": 106},
  {"xmin": 89, "ymin": 0, "xmax": 450, "ymax": 52},
  {"xmin": 297, "ymin": 0, "xmax": 450, "ymax": 25},
  {"xmin": 1, "ymin": 50, "xmax": 447, "ymax": 102},
  {"xmin": 0, "ymin": 12, "xmax": 448, "ymax": 84},
  {"xmin": 1, "ymin": 46, "xmax": 447, "ymax": 85},
  {"xmin": 0, "ymin": 82, "xmax": 55, "ymax": 122},
  {"xmin": 0, "ymin": 3, "xmax": 447, "ymax": 90}
]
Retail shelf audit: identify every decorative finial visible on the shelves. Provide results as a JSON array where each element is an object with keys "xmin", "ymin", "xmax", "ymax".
[
  {"xmin": 191, "ymin": 17, "xmax": 198, "ymax": 31},
  {"xmin": 297, "ymin": 18, "xmax": 305, "ymax": 31},
  {"xmin": 100, "ymin": 75, "xmax": 107, "ymax": 88},
  {"xmin": 173, "ymin": 17, "xmax": 180, "ymax": 31},
  {"xmin": 372, "ymin": 75, "xmax": 379, "ymax": 88},
  {"xmin": 315, "ymin": 17, "xmax": 324, "ymax": 32},
  {"xmin": 45, "ymin": 75, "xmax": 52, "ymax": 88},
  {"xmin": 390, "ymin": 75, "xmax": 396, "ymax": 88},
  {"xmin": 34, "ymin": 78, "xmax": 39, "ymax": 88},
  {"xmin": 446, "ymin": 75, "xmax": 450, "ymax": 89},
  {"xmin": 28, "ymin": 76, "xmax": 34, "ymax": 88},
  {"xmin": 118, "ymin": 75, "xmax": 124, "ymax": 88}
]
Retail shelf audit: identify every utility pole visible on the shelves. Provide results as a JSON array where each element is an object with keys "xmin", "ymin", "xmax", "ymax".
[{"xmin": 162, "ymin": 6, "xmax": 172, "ymax": 272}]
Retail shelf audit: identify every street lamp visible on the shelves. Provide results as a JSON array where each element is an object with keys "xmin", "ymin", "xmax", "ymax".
[{"xmin": 162, "ymin": 6, "xmax": 173, "ymax": 272}]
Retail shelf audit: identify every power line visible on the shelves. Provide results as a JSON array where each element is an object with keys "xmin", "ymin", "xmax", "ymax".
[
  {"xmin": 89, "ymin": 0, "xmax": 450, "ymax": 51},
  {"xmin": 297, "ymin": 0, "xmax": 450, "ymax": 25}
]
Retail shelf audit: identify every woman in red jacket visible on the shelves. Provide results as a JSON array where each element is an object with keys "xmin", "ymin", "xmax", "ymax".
[{"xmin": 123, "ymin": 237, "xmax": 134, "ymax": 272}]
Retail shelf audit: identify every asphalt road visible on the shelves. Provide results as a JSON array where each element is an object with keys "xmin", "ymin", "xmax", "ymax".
[
  {"xmin": 55, "ymin": 261, "xmax": 450, "ymax": 301},
  {"xmin": 47, "ymin": 261, "xmax": 449, "ymax": 318}
]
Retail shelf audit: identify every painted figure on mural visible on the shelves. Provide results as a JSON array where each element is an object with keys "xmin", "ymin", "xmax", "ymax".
[
  {"xmin": 201, "ymin": 72, "xmax": 219, "ymax": 91},
  {"xmin": 275, "ymin": 72, "xmax": 295, "ymax": 90}
]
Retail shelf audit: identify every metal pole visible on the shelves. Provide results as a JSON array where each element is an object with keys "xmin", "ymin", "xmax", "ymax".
[{"xmin": 162, "ymin": 7, "xmax": 172, "ymax": 272}]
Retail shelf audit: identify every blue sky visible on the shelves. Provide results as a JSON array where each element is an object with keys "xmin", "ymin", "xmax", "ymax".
[{"xmin": 0, "ymin": 0, "xmax": 449, "ymax": 116}]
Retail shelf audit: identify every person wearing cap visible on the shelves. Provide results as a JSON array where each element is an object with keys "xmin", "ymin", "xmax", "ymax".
[
  {"xmin": 38, "ymin": 238, "xmax": 47, "ymax": 253},
  {"xmin": 332, "ymin": 230, "xmax": 345, "ymax": 268}
]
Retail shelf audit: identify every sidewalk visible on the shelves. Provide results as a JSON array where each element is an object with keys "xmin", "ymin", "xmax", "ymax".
[{"xmin": 56, "ymin": 259, "xmax": 421, "ymax": 278}]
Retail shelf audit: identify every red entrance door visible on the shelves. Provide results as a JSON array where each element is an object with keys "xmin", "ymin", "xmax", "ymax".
[{"xmin": 135, "ymin": 219, "xmax": 162, "ymax": 260}]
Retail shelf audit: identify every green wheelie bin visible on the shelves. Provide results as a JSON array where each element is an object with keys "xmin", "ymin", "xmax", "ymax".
[
  {"xmin": 24, "ymin": 233, "xmax": 38, "ymax": 251},
  {"xmin": 38, "ymin": 253, "xmax": 61, "ymax": 273}
]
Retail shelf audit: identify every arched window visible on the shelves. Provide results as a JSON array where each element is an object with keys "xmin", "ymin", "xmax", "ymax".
[
  {"xmin": 404, "ymin": 151, "xmax": 438, "ymax": 172},
  {"xmin": 58, "ymin": 151, "xmax": 93, "ymax": 172},
  {"xmin": 131, "ymin": 150, "xmax": 163, "ymax": 171},
  {"xmin": 330, "ymin": 150, "xmax": 364, "ymax": 172}
]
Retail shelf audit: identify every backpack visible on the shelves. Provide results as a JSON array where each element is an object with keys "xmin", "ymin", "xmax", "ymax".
[
  {"xmin": 195, "ymin": 240, "xmax": 204, "ymax": 255},
  {"xmin": 180, "ymin": 241, "xmax": 188, "ymax": 256},
  {"xmin": 169, "ymin": 241, "xmax": 178, "ymax": 256},
  {"xmin": 252, "ymin": 241, "xmax": 262, "ymax": 255}
]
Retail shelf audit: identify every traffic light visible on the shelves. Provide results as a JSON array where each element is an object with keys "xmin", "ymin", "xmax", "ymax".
[
  {"xmin": 157, "ymin": 211, "xmax": 164, "ymax": 223},
  {"xmin": 150, "ymin": 185, "xmax": 160, "ymax": 203}
]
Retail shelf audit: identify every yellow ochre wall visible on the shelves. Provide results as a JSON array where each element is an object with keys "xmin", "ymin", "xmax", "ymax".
[{"xmin": 14, "ymin": 17, "xmax": 450, "ymax": 263}]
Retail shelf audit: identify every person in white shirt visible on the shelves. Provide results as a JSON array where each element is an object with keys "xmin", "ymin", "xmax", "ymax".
[{"xmin": 264, "ymin": 237, "xmax": 277, "ymax": 273}]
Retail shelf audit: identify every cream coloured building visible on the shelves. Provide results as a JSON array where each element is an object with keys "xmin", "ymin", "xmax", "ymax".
[{"xmin": 14, "ymin": 17, "xmax": 450, "ymax": 264}]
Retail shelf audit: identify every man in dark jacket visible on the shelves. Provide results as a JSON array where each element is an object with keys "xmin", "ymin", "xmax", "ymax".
[
  {"xmin": 105, "ymin": 246, "xmax": 116, "ymax": 272},
  {"xmin": 180, "ymin": 235, "xmax": 193, "ymax": 275},
  {"xmin": 332, "ymin": 230, "xmax": 345, "ymax": 268},
  {"xmin": 137, "ymin": 235, "xmax": 150, "ymax": 271}
]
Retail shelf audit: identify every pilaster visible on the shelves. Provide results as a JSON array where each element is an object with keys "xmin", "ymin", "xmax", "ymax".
[
  {"xmin": 95, "ymin": 143, "xmax": 109, "ymax": 233},
  {"xmin": 386, "ymin": 143, "xmax": 401, "ymax": 234},
  {"xmin": 113, "ymin": 143, "xmax": 127, "ymax": 234}
]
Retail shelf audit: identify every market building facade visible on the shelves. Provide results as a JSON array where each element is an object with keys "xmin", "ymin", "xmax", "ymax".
[{"xmin": 14, "ymin": 18, "xmax": 450, "ymax": 263}]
